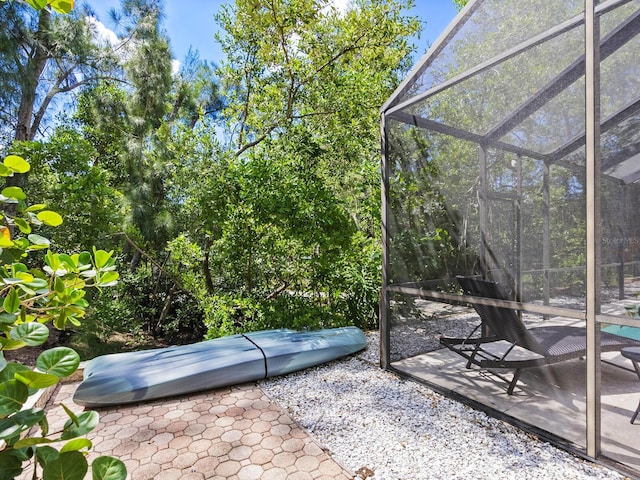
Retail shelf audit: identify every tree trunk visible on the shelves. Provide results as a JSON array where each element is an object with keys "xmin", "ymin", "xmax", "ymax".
[
  {"xmin": 154, "ymin": 285, "xmax": 176, "ymax": 338},
  {"xmin": 15, "ymin": 8, "xmax": 51, "ymax": 143},
  {"xmin": 129, "ymin": 250, "xmax": 142, "ymax": 270},
  {"xmin": 8, "ymin": 8, "xmax": 52, "ymax": 199},
  {"xmin": 203, "ymin": 237, "xmax": 215, "ymax": 293}
]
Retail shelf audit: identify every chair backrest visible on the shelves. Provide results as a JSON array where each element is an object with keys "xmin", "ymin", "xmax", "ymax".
[{"xmin": 456, "ymin": 276, "xmax": 546, "ymax": 355}]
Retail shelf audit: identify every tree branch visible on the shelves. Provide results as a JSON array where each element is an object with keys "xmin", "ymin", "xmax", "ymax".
[
  {"xmin": 31, "ymin": 71, "xmax": 125, "ymax": 137},
  {"xmin": 237, "ymin": 51, "xmax": 256, "ymax": 150},
  {"xmin": 115, "ymin": 231, "xmax": 184, "ymax": 290},
  {"xmin": 310, "ymin": 30, "xmax": 368, "ymax": 80},
  {"xmin": 265, "ymin": 283, "xmax": 289, "ymax": 300},
  {"xmin": 267, "ymin": 0, "xmax": 297, "ymax": 119},
  {"xmin": 234, "ymin": 125, "xmax": 278, "ymax": 157}
]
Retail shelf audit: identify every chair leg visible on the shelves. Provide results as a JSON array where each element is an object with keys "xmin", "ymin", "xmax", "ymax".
[
  {"xmin": 466, "ymin": 343, "xmax": 482, "ymax": 369},
  {"xmin": 507, "ymin": 369, "xmax": 522, "ymax": 395},
  {"xmin": 629, "ymin": 359, "xmax": 640, "ymax": 424},
  {"xmin": 631, "ymin": 400, "xmax": 640, "ymax": 425}
]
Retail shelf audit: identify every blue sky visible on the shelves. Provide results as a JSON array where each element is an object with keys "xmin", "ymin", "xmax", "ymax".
[{"xmin": 90, "ymin": 1, "xmax": 459, "ymax": 67}]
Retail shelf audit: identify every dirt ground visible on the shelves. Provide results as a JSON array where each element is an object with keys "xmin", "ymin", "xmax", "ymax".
[{"xmin": 3, "ymin": 331, "xmax": 168, "ymax": 368}]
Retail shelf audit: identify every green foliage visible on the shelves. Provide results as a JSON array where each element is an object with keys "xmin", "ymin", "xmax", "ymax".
[
  {"xmin": 4, "ymin": 0, "xmax": 424, "ymax": 345},
  {"xmin": 0, "ymin": 155, "xmax": 125, "ymax": 480},
  {"xmin": 174, "ymin": 231, "xmax": 381, "ymax": 338},
  {"xmin": 452, "ymin": 0, "xmax": 468, "ymax": 11},
  {"xmin": 22, "ymin": 0, "xmax": 74, "ymax": 15},
  {"xmin": 167, "ymin": 140, "xmax": 376, "ymax": 335},
  {"xmin": 332, "ymin": 234, "xmax": 382, "ymax": 331},
  {"xmin": 11, "ymin": 131, "xmax": 125, "ymax": 253},
  {"xmin": 0, "ymin": 0, "xmax": 122, "ymax": 144},
  {"xmin": 88, "ymin": 264, "xmax": 206, "ymax": 346},
  {"xmin": 153, "ymin": 1, "xmax": 422, "ymax": 337}
]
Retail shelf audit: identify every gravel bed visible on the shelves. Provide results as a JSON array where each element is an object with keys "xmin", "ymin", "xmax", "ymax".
[{"xmin": 261, "ymin": 331, "xmax": 627, "ymax": 480}]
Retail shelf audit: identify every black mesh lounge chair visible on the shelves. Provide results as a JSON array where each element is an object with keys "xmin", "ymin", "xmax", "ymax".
[{"xmin": 439, "ymin": 276, "xmax": 640, "ymax": 394}]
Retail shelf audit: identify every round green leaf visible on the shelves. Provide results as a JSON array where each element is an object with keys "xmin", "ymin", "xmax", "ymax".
[
  {"xmin": 1, "ymin": 187, "xmax": 26, "ymax": 200},
  {"xmin": 25, "ymin": 278, "xmax": 48, "ymax": 290},
  {"xmin": 3, "ymin": 288, "xmax": 20, "ymax": 314},
  {"xmin": 49, "ymin": 0, "xmax": 74, "ymax": 14},
  {"xmin": 11, "ymin": 263, "xmax": 28, "ymax": 274},
  {"xmin": 26, "ymin": 204, "xmax": 46, "ymax": 212},
  {"xmin": 61, "ymin": 410, "xmax": 99, "ymax": 440},
  {"xmin": 0, "ymin": 363, "xmax": 30, "ymax": 383},
  {"xmin": 28, "ymin": 234, "xmax": 50, "ymax": 247},
  {"xmin": 36, "ymin": 347, "xmax": 80, "ymax": 378},
  {"xmin": 53, "ymin": 277, "xmax": 66, "ymax": 294},
  {"xmin": 0, "ymin": 313, "xmax": 17, "ymax": 325},
  {"xmin": 0, "ymin": 409, "xmax": 44, "ymax": 443},
  {"xmin": 43, "ymin": 451, "xmax": 88, "ymax": 480},
  {"xmin": 61, "ymin": 438, "xmax": 92, "ymax": 453},
  {"xmin": 0, "ymin": 236, "xmax": 13, "ymax": 248},
  {"xmin": 67, "ymin": 316, "xmax": 82, "ymax": 327},
  {"xmin": 3, "ymin": 156, "xmax": 30, "ymax": 174},
  {"xmin": 59, "ymin": 254, "xmax": 77, "ymax": 269},
  {"xmin": 93, "ymin": 249, "xmax": 114, "ymax": 270},
  {"xmin": 14, "ymin": 370, "xmax": 59, "ymax": 390},
  {"xmin": 13, "ymin": 218, "xmax": 31, "ymax": 234},
  {"xmin": 11, "ymin": 322, "xmax": 49, "ymax": 346},
  {"xmin": 36, "ymin": 211, "xmax": 63, "ymax": 227},
  {"xmin": 91, "ymin": 456, "xmax": 127, "ymax": 480},
  {"xmin": 35, "ymin": 446, "xmax": 60, "ymax": 469},
  {"xmin": 0, "ymin": 380, "xmax": 28, "ymax": 416},
  {"xmin": 77, "ymin": 251, "xmax": 92, "ymax": 267},
  {"xmin": 97, "ymin": 271, "xmax": 119, "ymax": 287},
  {"xmin": 0, "ymin": 449, "xmax": 23, "ymax": 479},
  {"xmin": 15, "ymin": 271, "xmax": 34, "ymax": 283}
]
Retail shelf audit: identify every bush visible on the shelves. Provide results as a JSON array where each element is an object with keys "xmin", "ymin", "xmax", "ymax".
[
  {"xmin": 0, "ymin": 154, "xmax": 126, "ymax": 480},
  {"xmin": 87, "ymin": 265, "xmax": 206, "ymax": 345}
]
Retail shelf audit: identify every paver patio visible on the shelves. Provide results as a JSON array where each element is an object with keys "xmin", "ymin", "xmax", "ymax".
[{"xmin": 17, "ymin": 380, "xmax": 354, "ymax": 480}]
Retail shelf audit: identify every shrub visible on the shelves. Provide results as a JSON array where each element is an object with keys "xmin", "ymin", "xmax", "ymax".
[{"xmin": 0, "ymin": 155, "xmax": 126, "ymax": 480}]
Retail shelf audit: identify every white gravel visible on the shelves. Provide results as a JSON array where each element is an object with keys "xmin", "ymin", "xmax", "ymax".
[{"xmin": 261, "ymin": 332, "xmax": 628, "ymax": 480}]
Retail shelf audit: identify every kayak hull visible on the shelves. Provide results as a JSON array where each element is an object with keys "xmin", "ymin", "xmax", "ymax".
[{"xmin": 73, "ymin": 326, "xmax": 366, "ymax": 407}]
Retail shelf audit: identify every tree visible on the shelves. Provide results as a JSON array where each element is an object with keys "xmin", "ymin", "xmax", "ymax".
[
  {"xmin": 216, "ymin": 0, "xmax": 418, "ymax": 154},
  {"xmin": 11, "ymin": 128, "xmax": 125, "ymax": 253},
  {"xmin": 169, "ymin": 49, "xmax": 224, "ymax": 128},
  {"xmin": 61, "ymin": 1, "xmax": 229, "ymax": 340},
  {"xmin": 68, "ymin": 0, "xmax": 182, "ymax": 256},
  {"xmin": 0, "ymin": 1, "xmax": 120, "ymax": 145},
  {"xmin": 163, "ymin": 0, "xmax": 421, "ymax": 334},
  {"xmin": 80, "ymin": 0, "xmax": 205, "ymax": 258}
]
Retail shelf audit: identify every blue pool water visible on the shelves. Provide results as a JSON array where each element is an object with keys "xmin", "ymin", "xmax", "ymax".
[{"xmin": 602, "ymin": 324, "xmax": 640, "ymax": 341}]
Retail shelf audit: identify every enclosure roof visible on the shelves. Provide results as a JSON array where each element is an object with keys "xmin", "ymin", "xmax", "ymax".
[{"xmin": 384, "ymin": 0, "xmax": 640, "ymax": 183}]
